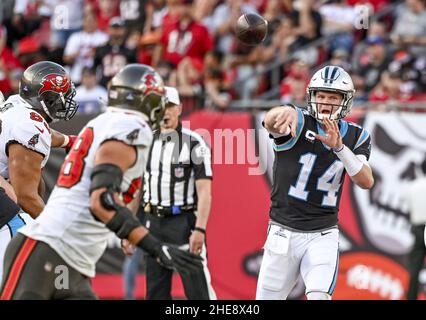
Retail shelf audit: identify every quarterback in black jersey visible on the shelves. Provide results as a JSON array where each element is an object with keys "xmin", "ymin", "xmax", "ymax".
[{"xmin": 256, "ymin": 65, "xmax": 374, "ymax": 300}]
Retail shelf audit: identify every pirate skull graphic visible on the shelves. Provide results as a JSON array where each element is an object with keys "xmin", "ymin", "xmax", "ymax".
[{"xmin": 352, "ymin": 112, "xmax": 426, "ymax": 255}]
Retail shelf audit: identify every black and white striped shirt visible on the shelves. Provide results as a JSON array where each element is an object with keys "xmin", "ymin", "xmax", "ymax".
[{"xmin": 143, "ymin": 124, "xmax": 212, "ymax": 207}]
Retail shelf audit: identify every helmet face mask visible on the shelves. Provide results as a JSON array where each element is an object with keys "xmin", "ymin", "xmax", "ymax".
[
  {"xmin": 39, "ymin": 84, "xmax": 78, "ymax": 122},
  {"xmin": 19, "ymin": 61, "xmax": 79, "ymax": 122},
  {"xmin": 306, "ymin": 66, "xmax": 355, "ymax": 122}
]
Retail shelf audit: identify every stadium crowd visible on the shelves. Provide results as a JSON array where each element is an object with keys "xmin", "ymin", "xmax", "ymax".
[{"xmin": 0, "ymin": 0, "xmax": 425, "ymax": 113}]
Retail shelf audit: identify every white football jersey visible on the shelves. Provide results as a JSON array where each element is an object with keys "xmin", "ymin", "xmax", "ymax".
[
  {"xmin": 20, "ymin": 107, "xmax": 153, "ymax": 277},
  {"xmin": 0, "ymin": 94, "xmax": 52, "ymax": 179}
]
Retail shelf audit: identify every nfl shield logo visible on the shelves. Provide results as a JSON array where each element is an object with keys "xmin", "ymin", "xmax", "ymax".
[{"xmin": 174, "ymin": 167, "xmax": 184, "ymax": 178}]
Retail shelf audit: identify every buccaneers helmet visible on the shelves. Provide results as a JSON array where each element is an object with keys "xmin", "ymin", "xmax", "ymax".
[
  {"xmin": 19, "ymin": 61, "xmax": 78, "ymax": 122},
  {"xmin": 306, "ymin": 65, "xmax": 355, "ymax": 121},
  {"xmin": 108, "ymin": 64, "xmax": 166, "ymax": 128}
]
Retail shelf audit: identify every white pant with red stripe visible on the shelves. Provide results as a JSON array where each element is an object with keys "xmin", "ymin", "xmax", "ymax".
[{"xmin": 256, "ymin": 222, "xmax": 339, "ymax": 300}]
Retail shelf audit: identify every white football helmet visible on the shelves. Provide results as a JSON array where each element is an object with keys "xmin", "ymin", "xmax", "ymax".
[
  {"xmin": 0, "ymin": 90, "xmax": 4, "ymax": 104},
  {"xmin": 306, "ymin": 65, "xmax": 355, "ymax": 121}
]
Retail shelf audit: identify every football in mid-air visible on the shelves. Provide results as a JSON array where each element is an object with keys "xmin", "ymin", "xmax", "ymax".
[{"xmin": 235, "ymin": 13, "xmax": 268, "ymax": 46}]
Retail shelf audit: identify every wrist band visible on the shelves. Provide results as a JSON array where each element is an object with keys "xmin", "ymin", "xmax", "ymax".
[
  {"xmin": 194, "ymin": 227, "xmax": 206, "ymax": 234},
  {"xmin": 60, "ymin": 135, "xmax": 70, "ymax": 148},
  {"xmin": 332, "ymin": 144, "xmax": 344, "ymax": 153},
  {"xmin": 333, "ymin": 145, "xmax": 363, "ymax": 177}
]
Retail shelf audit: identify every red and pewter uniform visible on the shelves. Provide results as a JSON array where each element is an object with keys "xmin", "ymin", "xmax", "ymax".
[
  {"xmin": 20, "ymin": 107, "xmax": 153, "ymax": 278},
  {"xmin": 0, "ymin": 94, "xmax": 52, "ymax": 281}
]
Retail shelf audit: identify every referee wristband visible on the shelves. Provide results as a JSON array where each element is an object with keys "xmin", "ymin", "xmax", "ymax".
[
  {"xmin": 333, "ymin": 145, "xmax": 363, "ymax": 177},
  {"xmin": 194, "ymin": 227, "xmax": 206, "ymax": 235}
]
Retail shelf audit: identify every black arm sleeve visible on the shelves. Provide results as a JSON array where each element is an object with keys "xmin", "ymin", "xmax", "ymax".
[
  {"xmin": 354, "ymin": 135, "xmax": 372, "ymax": 160},
  {"xmin": 0, "ymin": 187, "xmax": 21, "ymax": 229}
]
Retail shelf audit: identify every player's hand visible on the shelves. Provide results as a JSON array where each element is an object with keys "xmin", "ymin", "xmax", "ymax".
[
  {"xmin": 315, "ymin": 117, "xmax": 343, "ymax": 149},
  {"xmin": 121, "ymin": 239, "xmax": 135, "ymax": 256},
  {"xmin": 156, "ymin": 244, "xmax": 203, "ymax": 275},
  {"xmin": 189, "ymin": 231, "xmax": 204, "ymax": 255},
  {"xmin": 273, "ymin": 106, "xmax": 298, "ymax": 137}
]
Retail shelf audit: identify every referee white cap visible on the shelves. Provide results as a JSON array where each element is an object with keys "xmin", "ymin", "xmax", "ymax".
[{"xmin": 165, "ymin": 86, "xmax": 181, "ymax": 106}]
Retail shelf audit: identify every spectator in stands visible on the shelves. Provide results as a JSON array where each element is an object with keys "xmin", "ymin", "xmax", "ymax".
[
  {"xmin": 329, "ymin": 47, "xmax": 352, "ymax": 70},
  {"xmin": 152, "ymin": 0, "xmax": 213, "ymax": 69},
  {"xmin": 319, "ymin": 0, "xmax": 357, "ymax": 54},
  {"xmin": 125, "ymin": 29, "xmax": 141, "ymax": 50},
  {"xmin": 159, "ymin": 0, "xmax": 181, "ymax": 30},
  {"xmin": 156, "ymin": 60, "xmax": 175, "ymax": 84},
  {"xmin": 205, "ymin": 0, "xmax": 257, "ymax": 54},
  {"xmin": 351, "ymin": 20, "xmax": 386, "ymax": 70},
  {"xmin": 203, "ymin": 50, "xmax": 225, "ymax": 82},
  {"xmin": 93, "ymin": 17, "xmax": 137, "ymax": 87},
  {"xmin": 205, "ymin": 68, "xmax": 231, "ymax": 111},
  {"xmin": 119, "ymin": 0, "xmax": 153, "ymax": 34},
  {"xmin": 149, "ymin": 0, "xmax": 168, "ymax": 31},
  {"xmin": 390, "ymin": 0, "xmax": 426, "ymax": 57},
  {"xmin": 257, "ymin": 14, "xmax": 297, "ymax": 65},
  {"xmin": 75, "ymin": 67, "xmax": 108, "ymax": 114},
  {"xmin": 16, "ymin": 37, "xmax": 44, "ymax": 68},
  {"xmin": 388, "ymin": 50, "xmax": 426, "ymax": 96},
  {"xmin": 262, "ymin": 0, "xmax": 288, "ymax": 41},
  {"xmin": 174, "ymin": 56, "xmax": 204, "ymax": 102},
  {"xmin": 290, "ymin": 0, "xmax": 323, "ymax": 45},
  {"xmin": 351, "ymin": 73, "xmax": 368, "ymax": 103},
  {"xmin": 50, "ymin": 0, "xmax": 84, "ymax": 49},
  {"xmin": 193, "ymin": 0, "xmax": 219, "ymax": 22},
  {"xmin": 0, "ymin": 0, "xmax": 14, "ymax": 25},
  {"xmin": 369, "ymin": 69, "xmax": 415, "ymax": 103},
  {"xmin": 90, "ymin": 0, "xmax": 120, "ymax": 32},
  {"xmin": 9, "ymin": 0, "xmax": 46, "ymax": 43},
  {"xmin": 63, "ymin": 10, "xmax": 108, "ymax": 84},
  {"xmin": 0, "ymin": 26, "xmax": 22, "ymax": 97},
  {"xmin": 228, "ymin": 40, "xmax": 261, "ymax": 101},
  {"xmin": 136, "ymin": 31, "xmax": 160, "ymax": 66},
  {"xmin": 279, "ymin": 57, "xmax": 310, "ymax": 105},
  {"xmin": 8, "ymin": 68, "xmax": 24, "ymax": 96},
  {"xmin": 355, "ymin": 35, "xmax": 392, "ymax": 92}
]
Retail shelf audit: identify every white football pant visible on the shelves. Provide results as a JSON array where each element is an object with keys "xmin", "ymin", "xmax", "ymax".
[{"xmin": 256, "ymin": 223, "xmax": 339, "ymax": 300}]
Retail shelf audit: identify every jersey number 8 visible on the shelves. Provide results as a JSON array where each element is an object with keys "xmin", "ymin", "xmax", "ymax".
[{"xmin": 57, "ymin": 127, "xmax": 94, "ymax": 188}]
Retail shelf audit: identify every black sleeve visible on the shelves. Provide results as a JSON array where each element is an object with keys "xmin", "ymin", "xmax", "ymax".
[
  {"xmin": 191, "ymin": 141, "xmax": 213, "ymax": 180},
  {"xmin": 0, "ymin": 187, "xmax": 21, "ymax": 229},
  {"xmin": 354, "ymin": 135, "xmax": 372, "ymax": 160},
  {"xmin": 273, "ymin": 134, "xmax": 292, "ymax": 145}
]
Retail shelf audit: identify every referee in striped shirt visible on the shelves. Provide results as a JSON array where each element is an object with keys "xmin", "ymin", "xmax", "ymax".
[{"xmin": 142, "ymin": 86, "xmax": 216, "ymax": 300}]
